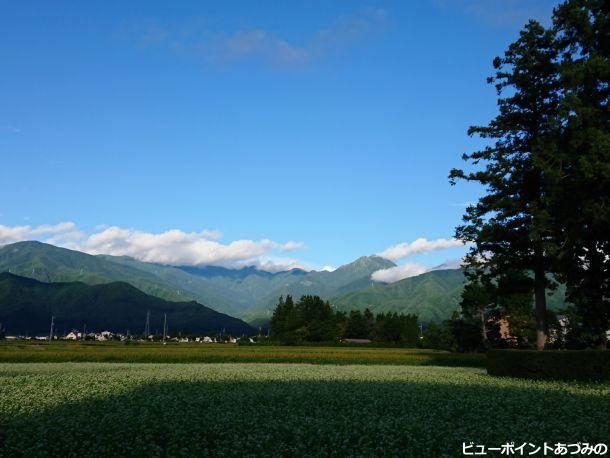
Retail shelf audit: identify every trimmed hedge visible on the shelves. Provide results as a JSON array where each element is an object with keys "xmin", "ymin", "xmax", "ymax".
[{"xmin": 487, "ymin": 349, "xmax": 610, "ymax": 381}]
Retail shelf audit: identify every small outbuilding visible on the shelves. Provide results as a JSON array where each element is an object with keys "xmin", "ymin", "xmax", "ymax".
[{"xmin": 341, "ymin": 338, "xmax": 372, "ymax": 344}]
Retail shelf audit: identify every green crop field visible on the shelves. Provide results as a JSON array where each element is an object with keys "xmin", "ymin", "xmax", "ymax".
[
  {"xmin": 0, "ymin": 363, "xmax": 608, "ymax": 457},
  {"xmin": 0, "ymin": 341, "xmax": 486, "ymax": 367}
]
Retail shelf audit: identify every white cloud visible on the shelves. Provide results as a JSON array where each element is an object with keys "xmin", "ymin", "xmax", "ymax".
[
  {"xmin": 0, "ymin": 222, "xmax": 305, "ymax": 272},
  {"xmin": 370, "ymin": 237, "xmax": 469, "ymax": 283},
  {"xmin": 252, "ymin": 257, "xmax": 311, "ymax": 273},
  {"xmin": 142, "ymin": 8, "xmax": 386, "ymax": 69},
  {"xmin": 371, "ymin": 263, "xmax": 428, "ymax": 283},
  {"xmin": 377, "ymin": 237, "xmax": 466, "ymax": 262},
  {"xmin": 200, "ymin": 229, "xmax": 223, "ymax": 241},
  {"xmin": 370, "ymin": 257, "xmax": 466, "ymax": 284},
  {"xmin": 0, "ymin": 125, "xmax": 21, "ymax": 134},
  {"xmin": 0, "ymin": 222, "xmax": 83, "ymax": 245},
  {"xmin": 430, "ymin": 258, "xmax": 464, "ymax": 271},
  {"xmin": 81, "ymin": 226, "xmax": 303, "ymax": 268},
  {"xmin": 321, "ymin": 265, "xmax": 336, "ymax": 272}
]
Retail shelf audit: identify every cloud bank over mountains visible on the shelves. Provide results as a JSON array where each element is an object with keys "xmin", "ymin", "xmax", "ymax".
[
  {"xmin": 0, "ymin": 223, "xmax": 466, "ymax": 277},
  {"xmin": 377, "ymin": 238, "xmax": 465, "ymax": 262},
  {"xmin": 0, "ymin": 222, "xmax": 305, "ymax": 272},
  {"xmin": 371, "ymin": 238, "xmax": 467, "ymax": 283},
  {"xmin": 371, "ymin": 263, "xmax": 428, "ymax": 283}
]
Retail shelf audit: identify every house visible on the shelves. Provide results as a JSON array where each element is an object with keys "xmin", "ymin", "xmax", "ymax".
[
  {"xmin": 65, "ymin": 331, "xmax": 79, "ymax": 340},
  {"xmin": 497, "ymin": 319, "xmax": 511, "ymax": 340},
  {"xmin": 341, "ymin": 338, "xmax": 372, "ymax": 344},
  {"xmin": 97, "ymin": 331, "xmax": 113, "ymax": 341},
  {"xmin": 202, "ymin": 336, "xmax": 214, "ymax": 343}
]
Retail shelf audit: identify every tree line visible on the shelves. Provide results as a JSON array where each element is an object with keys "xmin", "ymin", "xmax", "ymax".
[
  {"xmin": 450, "ymin": 0, "xmax": 608, "ymax": 350},
  {"xmin": 270, "ymin": 295, "xmax": 419, "ymax": 345}
]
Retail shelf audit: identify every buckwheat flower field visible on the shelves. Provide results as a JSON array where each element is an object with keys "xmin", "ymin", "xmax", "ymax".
[{"xmin": 0, "ymin": 363, "xmax": 608, "ymax": 457}]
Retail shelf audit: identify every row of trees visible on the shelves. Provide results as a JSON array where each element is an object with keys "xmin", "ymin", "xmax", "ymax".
[
  {"xmin": 450, "ymin": 0, "xmax": 608, "ymax": 349},
  {"xmin": 422, "ymin": 311, "xmax": 570, "ymax": 353},
  {"xmin": 270, "ymin": 295, "xmax": 419, "ymax": 345}
]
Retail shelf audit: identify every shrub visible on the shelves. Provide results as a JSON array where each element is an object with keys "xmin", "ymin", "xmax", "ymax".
[{"xmin": 487, "ymin": 349, "xmax": 610, "ymax": 381}]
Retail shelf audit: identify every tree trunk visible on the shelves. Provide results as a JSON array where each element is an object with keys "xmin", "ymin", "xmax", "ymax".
[
  {"xmin": 586, "ymin": 242, "xmax": 607, "ymax": 350},
  {"xmin": 480, "ymin": 309, "xmax": 487, "ymax": 346},
  {"xmin": 533, "ymin": 250, "xmax": 547, "ymax": 350}
]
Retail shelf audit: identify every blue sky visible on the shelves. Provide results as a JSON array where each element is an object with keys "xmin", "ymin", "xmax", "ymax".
[{"xmin": 1, "ymin": 0, "xmax": 560, "ymax": 275}]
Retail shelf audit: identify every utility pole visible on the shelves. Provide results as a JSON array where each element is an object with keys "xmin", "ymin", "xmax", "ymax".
[
  {"xmin": 49, "ymin": 316, "xmax": 55, "ymax": 342},
  {"xmin": 162, "ymin": 313, "xmax": 167, "ymax": 344},
  {"xmin": 144, "ymin": 310, "xmax": 150, "ymax": 339}
]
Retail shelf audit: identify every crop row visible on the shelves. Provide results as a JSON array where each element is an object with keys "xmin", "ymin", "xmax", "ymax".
[
  {"xmin": 0, "ymin": 341, "xmax": 486, "ymax": 366},
  {"xmin": 0, "ymin": 363, "xmax": 607, "ymax": 457}
]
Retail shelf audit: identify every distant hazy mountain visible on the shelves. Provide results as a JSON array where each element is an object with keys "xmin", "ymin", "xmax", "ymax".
[
  {"xmin": 331, "ymin": 268, "xmax": 567, "ymax": 323},
  {"xmin": 0, "ymin": 272, "xmax": 254, "ymax": 336}
]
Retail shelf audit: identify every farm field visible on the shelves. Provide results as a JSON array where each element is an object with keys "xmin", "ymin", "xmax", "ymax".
[
  {"xmin": 0, "ymin": 341, "xmax": 486, "ymax": 366},
  {"xmin": 0, "ymin": 363, "xmax": 608, "ymax": 457}
]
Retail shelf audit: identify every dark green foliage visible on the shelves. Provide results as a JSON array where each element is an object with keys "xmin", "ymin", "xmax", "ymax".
[
  {"xmin": 446, "ymin": 316, "xmax": 486, "ymax": 353},
  {"xmin": 269, "ymin": 295, "xmax": 339, "ymax": 344},
  {"xmin": 270, "ymin": 297, "xmax": 420, "ymax": 345},
  {"xmin": 421, "ymin": 322, "xmax": 451, "ymax": 351},
  {"xmin": 422, "ymin": 316, "xmax": 485, "ymax": 353},
  {"xmin": 0, "ymin": 272, "xmax": 254, "ymax": 336},
  {"xmin": 549, "ymin": 0, "xmax": 610, "ymax": 349},
  {"xmin": 451, "ymin": 1, "xmax": 609, "ymax": 350},
  {"xmin": 487, "ymin": 349, "xmax": 610, "ymax": 381},
  {"xmin": 343, "ymin": 309, "xmax": 374, "ymax": 339},
  {"xmin": 373, "ymin": 312, "xmax": 419, "ymax": 346},
  {"xmin": 450, "ymin": 19, "xmax": 562, "ymax": 350}
]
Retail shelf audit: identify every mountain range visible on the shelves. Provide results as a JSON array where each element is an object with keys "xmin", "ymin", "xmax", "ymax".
[
  {"xmin": 0, "ymin": 241, "xmax": 566, "ymax": 328},
  {"xmin": 0, "ymin": 272, "xmax": 254, "ymax": 336}
]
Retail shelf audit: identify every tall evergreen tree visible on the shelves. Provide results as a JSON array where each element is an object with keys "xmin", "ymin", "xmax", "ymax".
[
  {"xmin": 450, "ymin": 21, "xmax": 562, "ymax": 350},
  {"xmin": 551, "ymin": 0, "xmax": 609, "ymax": 348}
]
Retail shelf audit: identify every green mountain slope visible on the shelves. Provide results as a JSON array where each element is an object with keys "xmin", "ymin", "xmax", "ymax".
[
  {"xmin": 240, "ymin": 256, "xmax": 396, "ymax": 323},
  {"xmin": 0, "ymin": 242, "xmax": 315, "ymax": 317},
  {"xmin": 0, "ymin": 272, "xmax": 254, "ymax": 336},
  {"xmin": 0, "ymin": 242, "xmax": 567, "ymax": 326},
  {"xmin": 332, "ymin": 268, "xmax": 567, "ymax": 323},
  {"xmin": 95, "ymin": 255, "xmax": 255, "ymax": 315},
  {"xmin": 0, "ymin": 242, "xmax": 395, "ymax": 321},
  {"xmin": 0, "ymin": 241, "xmax": 191, "ymax": 303}
]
